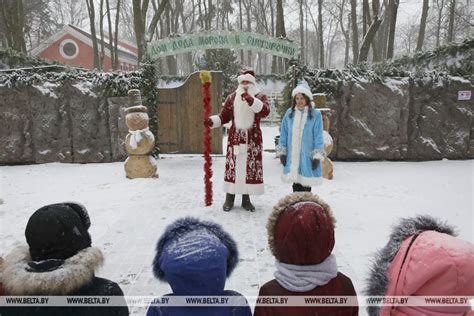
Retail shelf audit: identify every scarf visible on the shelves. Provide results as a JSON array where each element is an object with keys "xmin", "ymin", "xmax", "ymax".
[{"xmin": 274, "ymin": 254, "xmax": 338, "ymax": 292}]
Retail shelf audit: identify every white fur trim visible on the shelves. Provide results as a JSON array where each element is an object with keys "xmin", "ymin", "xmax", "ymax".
[
  {"xmin": 237, "ymin": 73, "xmax": 256, "ymax": 84},
  {"xmin": 224, "ymin": 181, "xmax": 264, "ymax": 195},
  {"xmin": 249, "ymin": 97, "xmax": 263, "ymax": 113},
  {"xmin": 233, "ymin": 86, "xmax": 256, "ymax": 130},
  {"xmin": 234, "ymin": 143, "xmax": 248, "ymax": 192},
  {"xmin": 2, "ymin": 245, "xmax": 103, "ymax": 295},
  {"xmin": 282, "ymin": 173, "xmax": 323, "ymax": 186},
  {"xmin": 210, "ymin": 115, "xmax": 221, "ymax": 128},
  {"xmin": 311, "ymin": 149, "xmax": 326, "ymax": 161},
  {"xmin": 288, "ymin": 108, "xmax": 308, "ymax": 182},
  {"xmin": 292, "ymin": 86, "xmax": 313, "ymax": 100},
  {"xmin": 276, "ymin": 145, "xmax": 287, "ymax": 157}
]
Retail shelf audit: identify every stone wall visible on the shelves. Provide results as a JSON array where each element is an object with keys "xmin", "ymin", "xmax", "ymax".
[
  {"xmin": 0, "ymin": 82, "xmax": 125, "ymax": 165},
  {"xmin": 1, "ymin": 76, "xmax": 472, "ymax": 165},
  {"xmin": 324, "ymin": 76, "xmax": 473, "ymax": 161}
]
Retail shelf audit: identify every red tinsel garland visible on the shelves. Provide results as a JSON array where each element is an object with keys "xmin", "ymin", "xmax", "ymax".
[{"xmin": 201, "ymin": 72, "xmax": 213, "ymax": 206}]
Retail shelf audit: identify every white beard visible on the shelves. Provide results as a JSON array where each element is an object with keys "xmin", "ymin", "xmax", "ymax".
[{"xmin": 233, "ymin": 83, "xmax": 260, "ymax": 130}]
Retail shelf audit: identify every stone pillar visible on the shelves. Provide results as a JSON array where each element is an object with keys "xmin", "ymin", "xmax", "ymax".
[
  {"xmin": 124, "ymin": 89, "xmax": 158, "ymax": 179},
  {"xmin": 313, "ymin": 93, "xmax": 334, "ymax": 180}
]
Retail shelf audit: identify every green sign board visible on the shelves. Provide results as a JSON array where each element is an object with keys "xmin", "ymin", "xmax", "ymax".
[{"xmin": 147, "ymin": 31, "xmax": 299, "ymax": 60}]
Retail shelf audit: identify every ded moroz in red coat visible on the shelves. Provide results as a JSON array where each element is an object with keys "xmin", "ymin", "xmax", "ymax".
[
  {"xmin": 254, "ymin": 193, "xmax": 358, "ymax": 316},
  {"xmin": 210, "ymin": 81, "xmax": 270, "ymax": 195}
]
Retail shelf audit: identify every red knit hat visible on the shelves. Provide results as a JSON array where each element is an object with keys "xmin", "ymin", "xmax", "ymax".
[{"xmin": 267, "ymin": 192, "xmax": 336, "ymax": 265}]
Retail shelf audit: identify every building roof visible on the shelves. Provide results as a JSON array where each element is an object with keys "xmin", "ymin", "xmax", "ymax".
[{"xmin": 30, "ymin": 24, "xmax": 138, "ymax": 63}]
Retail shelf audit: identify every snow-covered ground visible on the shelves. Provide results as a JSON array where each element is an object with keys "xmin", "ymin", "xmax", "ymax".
[{"xmin": 0, "ymin": 127, "xmax": 472, "ymax": 315}]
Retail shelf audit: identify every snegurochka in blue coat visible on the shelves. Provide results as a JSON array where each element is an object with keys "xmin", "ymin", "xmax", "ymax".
[
  {"xmin": 147, "ymin": 217, "xmax": 251, "ymax": 316},
  {"xmin": 276, "ymin": 81, "xmax": 325, "ymax": 192}
]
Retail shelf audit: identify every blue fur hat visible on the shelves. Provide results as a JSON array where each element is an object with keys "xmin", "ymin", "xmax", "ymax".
[
  {"xmin": 152, "ymin": 217, "xmax": 239, "ymax": 280},
  {"xmin": 292, "ymin": 80, "xmax": 313, "ymax": 100}
]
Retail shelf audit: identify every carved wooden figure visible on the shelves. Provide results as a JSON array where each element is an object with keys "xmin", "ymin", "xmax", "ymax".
[{"xmin": 124, "ymin": 89, "xmax": 158, "ymax": 179}]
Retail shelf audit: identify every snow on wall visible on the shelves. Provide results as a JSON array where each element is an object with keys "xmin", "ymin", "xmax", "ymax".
[
  {"xmin": 156, "ymin": 80, "xmax": 184, "ymax": 88},
  {"xmin": 32, "ymin": 82, "xmax": 59, "ymax": 98},
  {"xmin": 351, "ymin": 116, "xmax": 375, "ymax": 137},
  {"xmin": 73, "ymin": 81, "xmax": 97, "ymax": 97},
  {"xmin": 382, "ymin": 78, "xmax": 408, "ymax": 96}
]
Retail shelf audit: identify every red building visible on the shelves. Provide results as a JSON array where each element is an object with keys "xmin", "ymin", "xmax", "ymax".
[{"xmin": 30, "ymin": 24, "xmax": 138, "ymax": 71}]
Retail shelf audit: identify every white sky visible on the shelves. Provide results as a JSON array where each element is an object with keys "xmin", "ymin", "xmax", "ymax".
[{"xmin": 83, "ymin": 0, "xmax": 427, "ymax": 41}]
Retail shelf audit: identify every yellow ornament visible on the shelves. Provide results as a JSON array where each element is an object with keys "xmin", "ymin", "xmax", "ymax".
[{"xmin": 199, "ymin": 71, "xmax": 212, "ymax": 84}]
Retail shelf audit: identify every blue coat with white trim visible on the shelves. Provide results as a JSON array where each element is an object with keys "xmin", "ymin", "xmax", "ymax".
[{"xmin": 277, "ymin": 107, "xmax": 325, "ymax": 187}]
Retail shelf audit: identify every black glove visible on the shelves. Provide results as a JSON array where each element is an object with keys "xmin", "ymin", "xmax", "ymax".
[
  {"xmin": 312, "ymin": 158, "xmax": 320, "ymax": 170},
  {"xmin": 280, "ymin": 155, "xmax": 287, "ymax": 166}
]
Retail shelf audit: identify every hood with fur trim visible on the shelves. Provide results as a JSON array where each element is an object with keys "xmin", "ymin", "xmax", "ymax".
[
  {"xmin": 2, "ymin": 245, "xmax": 103, "ymax": 295},
  {"xmin": 267, "ymin": 192, "xmax": 336, "ymax": 265},
  {"xmin": 365, "ymin": 215, "xmax": 471, "ymax": 316},
  {"xmin": 152, "ymin": 217, "xmax": 239, "ymax": 295}
]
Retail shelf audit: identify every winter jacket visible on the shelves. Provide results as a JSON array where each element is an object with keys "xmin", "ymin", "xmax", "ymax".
[
  {"xmin": 254, "ymin": 193, "xmax": 358, "ymax": 316},
  {"xmin": 0, "ymin": 245, "xmax": 128, "ymax": 316},
  {"xmin": 277, "ymin": 107, "xmax": 325, "ymax": 187},
  {"xmin": 147, "ymin": 217, "xmax": 252, "ymax": 316},
  {"xmin": 366, "ymin": 215, "xmax": 474, "ymax": 316},
  {"xmin": 0, "ymin": 202, "xmax": 128, "ymax": 316}
]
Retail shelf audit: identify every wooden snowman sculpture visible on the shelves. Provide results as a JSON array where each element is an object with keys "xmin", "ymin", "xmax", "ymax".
[
  {"xmin": 314, "ymin": 93, "xmax": 334, "ymax": 180},
  {"xmin": 124, "ymin": 89, "xmax": 158, "ymax": 179}
]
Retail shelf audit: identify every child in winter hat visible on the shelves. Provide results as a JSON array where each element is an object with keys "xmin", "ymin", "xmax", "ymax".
[
  {"xmin": 0, "ymin": 202, "xmax": 128, "ymax": 316},
  {"xmin": 147, "ymin": 217, "xmax": 251, "ymax": 316},
  {"xmin": 254, "ymin": 192, "xmax": 358, "ymax": 316},
  {"xmin": 25, "ymin": 202, "xmax": 92, "ymax": 261},
  {"xmin": 366, "ymin": 215, "xmax": 474, "ymax": 316}
]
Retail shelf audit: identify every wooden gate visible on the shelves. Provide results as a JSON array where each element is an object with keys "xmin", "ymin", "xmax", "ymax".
[{"xmin": 156, "ymin": 71, "xmax": 223, "ymax": 154}]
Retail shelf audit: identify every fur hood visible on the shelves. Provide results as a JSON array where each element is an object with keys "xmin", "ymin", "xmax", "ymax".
[
  {"xmin": 365, "ymin": 215, "xmax": 456, "ymax": 316},
  {"xmin": 1, "ymin": 245, "xmax": 103, "ymax": 295},
  {"xmin": 267, "ymin": 192, "xmax": 335, "ymax": 263},
  {"xmin": 153, "ymin": 217, "xmax": 239, "ymax": 281}
]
